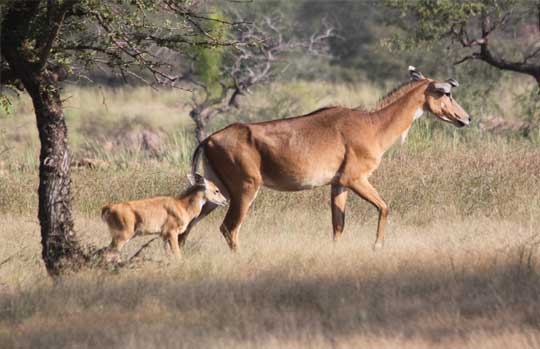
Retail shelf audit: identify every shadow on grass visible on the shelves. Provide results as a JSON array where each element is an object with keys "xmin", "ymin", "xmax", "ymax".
[{"xmin": 1, "ymin": 251, "xmax": 540, "ymax": 348}]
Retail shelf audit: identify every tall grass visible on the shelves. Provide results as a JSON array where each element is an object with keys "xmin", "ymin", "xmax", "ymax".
[
  {"xmin": 1, "ymin": 202, "xmax": 539, "ymax": 348},
  {"xmin": 0, "ymin": 77, "xmax": 535, "ymax": 171},
  {"xmin": 1, "ymin": 80, "xmax": 540, "ymax": 348}
]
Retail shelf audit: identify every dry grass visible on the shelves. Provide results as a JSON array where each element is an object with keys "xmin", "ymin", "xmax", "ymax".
[
  {"xmin": 1, "ymin": 209, "xmax": 540, "ymax": 348},
  {"xmin": 1, "ymin": 143, "xmax": 540, "ymax": 348},
  {"xmin": 1, "ymin": 82, "xmax": 540, "ymax": 348},
  {"xmin": 0, "ymin": 82, "xmax": 383, "ymax": 172}
]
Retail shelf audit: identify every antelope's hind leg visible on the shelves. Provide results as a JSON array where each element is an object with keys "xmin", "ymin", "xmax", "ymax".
[
  {"xmin": 162, "ymin": 239, "xmax": 171, "ymax": 256},
  {"xmin": 220, "ymin": 184, "xmax": 259, "ymax": 251},
  {"xmin": 105, "ymin": 229, "xmax": 132, "ymax": 263},
  {"xmin": 331, "ymin": 184, "xmax": 348, "ymax": 241},
  {"xmin": 104, "ymin": 209, "xmax": 137, "ymax": 263}
]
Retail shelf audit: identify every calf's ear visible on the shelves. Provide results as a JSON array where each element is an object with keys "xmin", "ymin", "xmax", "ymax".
[
  {"xmin": 187, "ymin": 174, "xmax": 196, "ymax": 185},
  {"xmin": 187, "ymin": 173, "xmax": 207, "ymax": 187}
]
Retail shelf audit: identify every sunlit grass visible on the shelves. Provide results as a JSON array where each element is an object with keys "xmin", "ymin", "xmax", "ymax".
[{"xmin": 1, "ymin": 80, "xmax": 540, "ymax": 348}]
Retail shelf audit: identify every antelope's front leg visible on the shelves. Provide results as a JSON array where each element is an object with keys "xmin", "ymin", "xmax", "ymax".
[
  {"xmin": 178, "ymin": 202, "xmax": 219, "ymax": 247},
  {"xmin": 347, "ymin": 178, "xmax": 389, "ymax": 250},
  {"xmin": 168, "ymin": 227, "xmax": 185, "ymax": 259}
]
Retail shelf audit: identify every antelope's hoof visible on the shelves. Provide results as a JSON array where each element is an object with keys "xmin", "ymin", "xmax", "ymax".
[{"xmin": 373, "ymin": 240, "xmax": 384, "ymax": 251}]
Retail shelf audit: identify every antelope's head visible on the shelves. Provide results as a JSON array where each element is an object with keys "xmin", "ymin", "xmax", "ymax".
[
  {"xmin": 188, "ymin": 173, "xmax": 228, "ymax": 206},
  {"xmin": 409, "ymin": 66, "xmax": 471, "ymax": 128}
]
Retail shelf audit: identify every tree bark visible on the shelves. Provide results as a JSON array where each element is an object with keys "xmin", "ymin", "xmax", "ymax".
[
  {"xmin": 33, "ymin": 73, "xmax": 86, "ymax": 277},
  {"xmin": 4, "ymin": 65, "xmax": 86, "ymax": 277},
  {"xmin": 1, "ymin": 1, "xmax": 87, "ymax": 277}
]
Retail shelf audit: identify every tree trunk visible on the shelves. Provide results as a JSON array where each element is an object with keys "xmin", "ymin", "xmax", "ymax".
[
  {"xmin": 29, "ymin": 73, "xmax": 87, "ymax": 277},
  {"xmin": 1, "ymin": 1, "xmax": 88, "ymax": 277}
]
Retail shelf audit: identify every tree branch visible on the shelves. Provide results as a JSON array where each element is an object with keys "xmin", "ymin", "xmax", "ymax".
[
  {"xmin": 0, "ymin": 65, "xmax": 24, "ymax": 90},
  {"xmin": 37, "ymin": 0, "xmax": 77, "ymax": 71},
  {"xmin": 0, "ymin": 2, "xmax": 42, "ymax": 93},
  {"xmin": 187, "ymin": 14, "xmax": 335, "ymax": 141},
  {"xmin": 479, "ymin": 43, "xmax": 540, "ymax": 78},
  {"xmin": 538, "ymin": 0, "xmax": 540, "ymax": 32},
  {"xmin": 450, "ymin": 10, "xmax": 540, "ymax": 88}
]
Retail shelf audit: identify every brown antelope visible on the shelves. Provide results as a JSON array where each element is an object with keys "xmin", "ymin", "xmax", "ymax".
[
  {"xmin": 101, "ymin": 174, "xmax": 228, "ymax": 261},
  {"xmin": 183, "ymin": 67, "xmax": 471, "ymax": 251}
]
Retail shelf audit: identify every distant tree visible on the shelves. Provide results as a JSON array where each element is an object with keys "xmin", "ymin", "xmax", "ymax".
[
  {"xmin": 385, "ymin": 0, "xmax": 540, "ymax": 89},
  {"xmin": 0, "ymin": 0, "xmax": 240, "ymax": 277},
  {"xmin": 293, "ymin": 0, "xmax": 429, "ymax": 82},
  {"xmin": 185, "ymin": 13, "xmax": 334, "ymax": 141}
]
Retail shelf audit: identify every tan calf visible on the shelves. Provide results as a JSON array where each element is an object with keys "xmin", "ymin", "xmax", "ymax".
[{"xmin": 101, "ymin": 174, "xmax": 227, "ymax": 261}]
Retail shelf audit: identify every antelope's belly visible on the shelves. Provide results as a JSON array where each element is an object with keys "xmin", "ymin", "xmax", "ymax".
[
  {"xmin": 137, "ymin": 213, "xmax": 169, "ymax": 234},
  {"xmin": 263, "ymin": 169, "xmax": 339, "ymax": 191}
]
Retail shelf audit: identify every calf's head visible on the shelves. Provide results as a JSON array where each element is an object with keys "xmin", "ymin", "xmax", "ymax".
[{"xmin": 188, "ymin": 173, "xmax": 228, "ymax": 206}]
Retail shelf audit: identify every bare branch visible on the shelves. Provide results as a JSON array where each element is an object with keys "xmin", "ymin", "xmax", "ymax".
[
  {"xmin": 187, "ymin": 14, "xmax": 335, "ymax": 141},
  {"xmin": 162, "ymin": 0, "xmax": 249, "ymax": 26},
  {"xmin": 448, "ymin": 8, "xmax": 540, "ymax": 86},
  {"xmin": 128, "ymin": 237, "xmax": 160, "ymax": 262},
  {"xmin": 308, "ymin": 17, "xmax": 336, "ymax": 56},
  {"xmin": 454, "ymin": 54, "xmax": 478, "ymax": 65},
  {"xmin": 523, "ymin": 46, "xmax": 540, "ymax": 64},
  {"xmin": 89, "ymin": 9, "xmax": 181, "ymax": 86}
]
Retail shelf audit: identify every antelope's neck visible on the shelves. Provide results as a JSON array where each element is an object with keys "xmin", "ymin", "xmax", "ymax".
[
  {"xmin": 375, "ymin": 88, "xmax": 426, "ymax": 152},
  {"xmin": 180, "ymin": 192, "xmax": 206, "ymax": 220}
]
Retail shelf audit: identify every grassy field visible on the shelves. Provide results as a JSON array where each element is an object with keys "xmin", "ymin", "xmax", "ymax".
[{"xmin": 1, "ymin": 82, "xmax": 540, "ymax": 348}]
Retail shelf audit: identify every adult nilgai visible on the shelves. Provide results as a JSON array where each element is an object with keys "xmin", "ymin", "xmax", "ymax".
[{"xmin": 187, "ymin": 67, "xmax": 471, "ymax": 250}]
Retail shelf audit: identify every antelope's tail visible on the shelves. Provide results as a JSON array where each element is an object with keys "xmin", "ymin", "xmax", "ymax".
[
  {"xmin": 191, "ymin": 139, "xmax": 208, "ymax": 177},
  {"xmin": 101, "ymin": 205, "xmax": 112, "ymax": 223}
]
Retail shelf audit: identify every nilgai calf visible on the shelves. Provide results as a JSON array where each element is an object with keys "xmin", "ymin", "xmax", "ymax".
[{"xmin": 101, "ymin": 174, "xmax": 227, "ymax": 261}]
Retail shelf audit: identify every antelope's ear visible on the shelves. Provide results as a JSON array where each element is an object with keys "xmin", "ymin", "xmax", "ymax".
[
  {"xmin": 409, "ymin": 65, "xmax": 425, "ymax": 81},
  {"xmin": 447, "ymin": 78, "xmax": 459, "ymax": 87},
  {"xmin": 433, "ymin": 82, "xmax": 452, "ymax": 94}
]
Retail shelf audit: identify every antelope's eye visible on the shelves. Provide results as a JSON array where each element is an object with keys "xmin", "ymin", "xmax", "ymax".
[{"xmin": 444, "ymin": 92, "xmax": 451, "ymax": 97}]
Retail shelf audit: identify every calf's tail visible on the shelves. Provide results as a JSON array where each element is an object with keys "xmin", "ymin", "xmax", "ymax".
[{"xmin": 101, "ymin": 205, "xmax": 112, "ymax": 223}]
